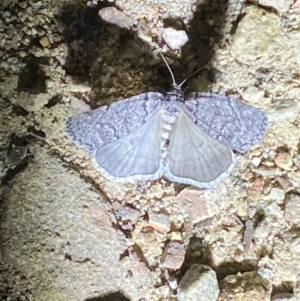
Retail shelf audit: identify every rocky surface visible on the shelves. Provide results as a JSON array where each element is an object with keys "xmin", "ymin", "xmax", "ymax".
[{"xmin": 1, "ymin": 0, "xmax": 300, "ymax": 300}]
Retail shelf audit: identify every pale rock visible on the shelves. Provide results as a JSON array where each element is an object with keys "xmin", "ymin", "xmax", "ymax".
[
  {"xmin": 251, "ymin": 167, "xmax": 283, "ymax": 177},
  {"xmin": 258, "ymin": 0, "xmax": 293, "ymax": 13},
  {"xmin": 241, "ymin": 86, "xmax": 265, "ymax": 103},
  {"xmin": 3, "ymin": 11, "xmax": 11, "ymax": 18},
  {"xmin": 284, "ymin": 194, "xmax": 300, "ymax": 225},
  {"xmin": 162, "ymin": 28, "xmax": 188, "ymax": 50},
  {"xmin": 18, "ymin": 50, "xmax": 27, "ymax": 57},
  {"xmin": 263, "ymin": 160, "xmax": 275, "ymax": 167},
  {"xmin": 219, "ymin": 271, "xmax": 271, "ymax": 301},
  {"xmin": 168, "ymin": 277, "xmax": 178, "ymax": 290},
  {"xmin": 294, "ymin": 0, "xmax": 300, "ymax": 7},
  {"xmin": 69, "ymin": 97, "xmax": 91, "ymax": 115},
  {"xmin": 56, "ymin": 55, "xmax": 66, "ymax": 66},
  {"xmin": 17, "ymin": 92, "xmax": 51, "ymax": 112},
  {"xmin": 263, "ymin": 202, "xmax": 283, "ymax": 219},
  {"xmin": 241, "ymin": 170, "xmax": 254, "ymax": 181},
  {"xmin": 251, "ymin": 157, "xmax": 262, "ymax": 167},
  {"xmin": 168, "ymin": 231, "xmax": 182, "ymax": 241},
  {"xmin": 29, "ymin": 45, "xmax": 44, "ymax": 57},
  {"xmin": 257, "ymin": 267, "xmax": 274, "ymax": 280},
  {"xmin": 265, "ymin": 99, "xmax": 298, "ymax": 122},
  {"xmin": 99, "ymin": 7, "xmax": 133, "ymax": 29},
  {"xmin": 66, "ymin": 82, "xmax": 91, "ymax": 93},
  {"xmin": 230, "ymin": 6, "xmax": 282, "ymax": 64},
  {"xmin": 243, "ymin": 219, "xmax": 255, "ymax": 254},
  {"xmin": 178, "ymin": 264, "xmax": 219, "ymax": 301},
  {"xmin": 39, "ymin": 36, "xmax": 50, "ymax": 47}
]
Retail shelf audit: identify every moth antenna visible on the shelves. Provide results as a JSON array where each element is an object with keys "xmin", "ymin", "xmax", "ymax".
[
  {"xmin": 179, "ymin": 63, "xmax": 210, "ymax": 88},
  {"xmin": 160, "ymin": 52, "xmax": 177, "ymax": 86}
]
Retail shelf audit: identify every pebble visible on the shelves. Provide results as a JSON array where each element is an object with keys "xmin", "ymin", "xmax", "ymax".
[
  {"xmin": 265, "ymin": 99, "xmax": 298, "ymax": 122},
  {"xmin": 157, "ymin": 285, "xmax": 170, "ymax": 298},
  {"xmin": 3, "ymin": 11, "xmax": 11, "ymax": 18},
  {"xmin": 264, "ymin": 187, "xmax": 285, "ymax": 204},
  {"xmin": 258, "ymin": 0, "xmax": 293, "ymax": 12},
  {"xmin": 290, "ymin": 171, "xmax": 300, "ymax": 188},
  {"xmin": 176, "ymin": 187, "xmax": 220, "ymax": 224},
  {"xmin": 252, "ymin": 168, "xmax": 283, "ymax": 177},
  {"xmin": 39, "ymin": 36, "xmax": 50, "ymax": 47},
  {"xmin": 247, "ymin": 176, "xmax": 265, "ymax": 201},
  {"xmin": 18, "ymin": 50, "xmax": 27, "ymax": 57},
  {"xmin": 230, "ymin": 6, "xmax": 281, "ymax": 64},
  {"xmin": 284, "ymin": 194, "xmax": 300, "ymax": 225},
  {"xmin": 19, "ymin": 1, "xmax": 27, "ymax": 9},
  {"xmin": 31, "ymin": 28, "xmax": 38, "ymax": 35},
  {"xmin": 17, "ymin": 92, "xmax": 51, "ymax": 112},
  {"xmin": 262, "ymin": 160, "xmax": 275, "ymax": 167},
  {"xmin": 168, "ymin": 231, "xmax": 182, "ymax": 241},
  {"xmin": 161, "ymin": 241, "xmax": 185, "ymax": 270},
  {"xmin": 2, "ymin": 0, "xmax": 13, "ymax": 7},
  {"xmin": 219, "ymin": 271, "xmax": 271, "ymax": 300},
  {"xmin": 147, "ymin": 209, "xmax": 171, "ymax": 233},
  {"xmin": 257, "ymin": 267, "xmax": 274, "ymax": 279},
  {"xmin": 241, "ymin": 171, "xmax": 254, "ymax": 181},
  {"xmin": 275, "ymin": 152, "xmax": 293, "ymax": 170},
  {"xmin": 168, "ymin": 277, "xmax": 178, "ymax": 290},
  {"xmin": 56, "ymin": 55, "xmax": 66, "ymax": 66},
  {"xmin": 243, "ymin": 219, "xmax": 254, "ymax": 254},
  {"xmin": 252, "ymin": 149, "xmax": 262, "ymax": 157},
  {"xmin": 0, "ymin": 61, "xmax": 9, "ymax": 69},
  {"xmin": 162, "ymin": 28, "xmax": 189, "ymax": 50},
  {"xmin": 295, "ymin": 0, "xmax": 300, "ymax": 7},
  {"xmin": 251, "ymin": 157, "xmax": 262, "ymax": 167},
  {"xmin": 276, "ymin": 177, "xmax": 294, "ymax": 193},
  {"xmin": 137, "ymin": 19, "xmax": 152, "ymax": 43},
  {"xmin": 99, "ymin": 7, "xmax": 133, "ymax": 29},
  {"xmin": 271, "ymin": 293, "xmax": 296, "ymax": 301},
  {"xmin": 69, "ymin": 98, "xmax": 91, "ymax": 115},
  {"xmin": 66, "ymin": 82, "xmax": 91, "ymax": 93},
  {"xmin": 178, "ymin": 264, "xmax": 219, "ymax": 301},
  {"xmin": 29, "ymin": 45, "xmax": 44, "ymax": 57}
]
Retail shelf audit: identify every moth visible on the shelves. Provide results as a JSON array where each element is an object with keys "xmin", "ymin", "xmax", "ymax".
[{"xmin": 66, "ymin": 54, "xmax": 267, "ymax": 189}]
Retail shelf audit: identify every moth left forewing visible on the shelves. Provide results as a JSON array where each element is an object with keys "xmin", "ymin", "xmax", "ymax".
[
  {"xmin": 92, "ymin": 110, "xmax": 164, "ymax": 182},
  {"xmin": 66, "ymin": 105, "xmax": 109, "ymax": 151},
  {"xmin": 66, "ymin": 92, "xmax": 164, "ymax": 151},
  {"xmin": 183, "ymin": 92, "xmax": 268, "ymax": 153}
]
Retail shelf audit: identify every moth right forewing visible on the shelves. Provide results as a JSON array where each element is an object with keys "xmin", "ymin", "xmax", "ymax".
[
  {"xmin": 164, "ymin": 110, "xmax": 235, "ymax": 188},
  {"xmin": 183, "ymin": 92, "xmax": 268, "ymax": 152}
]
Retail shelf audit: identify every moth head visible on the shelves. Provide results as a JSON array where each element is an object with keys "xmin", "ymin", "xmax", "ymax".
[{"xmin": 166, "ymin": 84, "xmax": 184, "ymax": 103}]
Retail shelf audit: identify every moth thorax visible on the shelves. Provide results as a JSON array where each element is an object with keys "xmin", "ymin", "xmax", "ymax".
[
  {"xmin": 166, "ymin": 87, "xmax": 184, "ymax": 104},
  {"xmin": 160, "ymin": 107, "xmax": 179, "ymax": 164}
]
